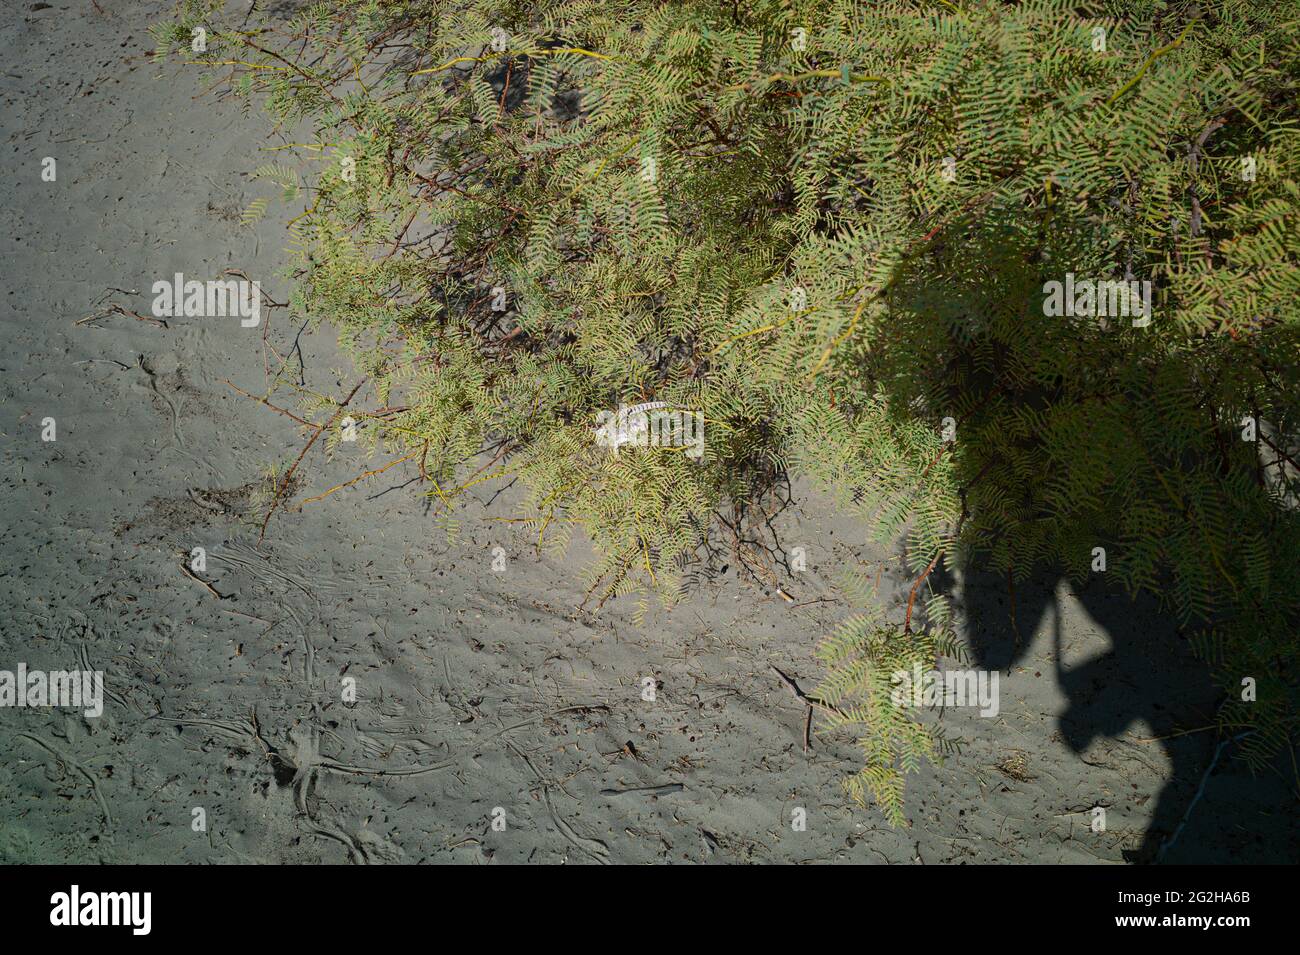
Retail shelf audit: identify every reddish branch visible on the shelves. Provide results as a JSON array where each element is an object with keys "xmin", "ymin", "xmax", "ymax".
[
  {"xmin": 903, "ymin": 551, "xmax": 942, "ymax": 634},
  {"xmin": 258, "ymin": 378, "xmax": 368, "ymax": 543}
]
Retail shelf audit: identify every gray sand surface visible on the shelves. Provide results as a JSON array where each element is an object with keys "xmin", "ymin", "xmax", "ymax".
[{"xmin": 2, "ymin": 1, "xmax": 1295, "ymax": 864}]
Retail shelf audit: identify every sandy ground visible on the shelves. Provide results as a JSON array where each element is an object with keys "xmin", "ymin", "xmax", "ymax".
[{"xmin": 2, "ymin": 1, "xmax": 1296, "ymax": 864}]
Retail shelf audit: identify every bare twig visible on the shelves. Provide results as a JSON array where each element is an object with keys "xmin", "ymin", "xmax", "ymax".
[
  {"xmin": 259, "ymin": 379, "xmax": 367, "ymax": 543},
  {"xmin": 76, "ymin": 303, "xmax": 167, "ymax": 329},
  {"xmin": 180, "ymin": 563, "xmax": 225, "ymax": 599},
  {"xmin": 771, "ymin": 665, "xmax": 845, "ymax": 720}
]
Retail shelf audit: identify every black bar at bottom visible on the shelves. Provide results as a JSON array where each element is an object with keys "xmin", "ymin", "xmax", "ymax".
[{"xmin": 0, "ymin": 864, "xmax": 1282, "ymax": 940}]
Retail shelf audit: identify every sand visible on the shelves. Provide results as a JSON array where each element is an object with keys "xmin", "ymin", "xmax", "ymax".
[{"xmin": 1, "ymin": 0, "xmax": 1295, "ymax": 864}]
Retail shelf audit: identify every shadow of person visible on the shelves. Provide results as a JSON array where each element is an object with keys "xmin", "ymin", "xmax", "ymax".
[
  {"xmin": 938, "ymin": 559, "xmax": 1226, "ymax": 863},
  {"xmin": 858, "ymin": 186, "xmax": 1300, "ymax": 862}
]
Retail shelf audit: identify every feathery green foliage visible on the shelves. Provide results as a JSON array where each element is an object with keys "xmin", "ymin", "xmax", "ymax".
[
  {"xmin": 815, "ymin": 603, "xmax": 964, "ymax": 824},
  {"xmin": 155, "ymin": 0, "xmax": 1300, "ymax": 822}
]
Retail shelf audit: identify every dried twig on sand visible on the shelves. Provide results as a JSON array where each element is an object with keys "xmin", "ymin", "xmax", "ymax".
[
  {"xmin": 180, "ymin": 562, "xmax": 225, "ymax": 599},
  {"xmin": 771, "ymin": 665, "xmax": 846, "ymax": 752},
  {"xmin": 76, "ymin": 303, "xmax": 167, "ymax": 329}
]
